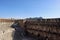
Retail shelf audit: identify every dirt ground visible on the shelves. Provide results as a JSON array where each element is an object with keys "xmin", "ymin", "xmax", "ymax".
[{"xmin": 0, "ymin": 22, "xmax": 14, "ymax": 40}]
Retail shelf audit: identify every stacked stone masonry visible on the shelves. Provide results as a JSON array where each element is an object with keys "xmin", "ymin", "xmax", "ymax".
[{"xmin": 22, "ymin": 18, "xmax": 60, "ymax": 40}]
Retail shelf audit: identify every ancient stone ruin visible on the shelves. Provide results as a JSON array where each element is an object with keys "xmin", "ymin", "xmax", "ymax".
[
  {"xmin": 0, "ymin": 18, "xmax": 60, "ymax": 40},
  {"xmin": 23, "ymin": 18, "xmax": 60, "ymax": 40}
]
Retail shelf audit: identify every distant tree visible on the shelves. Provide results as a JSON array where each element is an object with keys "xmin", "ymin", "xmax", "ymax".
[
  {"xmin": 26, "ymin": 17, "xmax": 43, "ymax": 20},
  {"xmin": 39, "ymin": 17, "xmax": 43, "ymax": 19}
]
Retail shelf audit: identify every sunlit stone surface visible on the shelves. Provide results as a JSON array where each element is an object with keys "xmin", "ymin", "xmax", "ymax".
[{"xmin": 0, "ymin": 22, "xmax": 14, "ymax": 40}]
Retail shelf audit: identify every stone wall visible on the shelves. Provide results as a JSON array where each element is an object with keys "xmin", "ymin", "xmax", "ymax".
[{"xmin": 24, "ymin": 18, "xmax": 60, "ymax": 40}]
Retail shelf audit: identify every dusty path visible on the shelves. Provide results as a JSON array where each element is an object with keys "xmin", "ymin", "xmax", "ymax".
[{"xmin": 0, "ymin": 22, "xmax": 14, "ymax": 40}]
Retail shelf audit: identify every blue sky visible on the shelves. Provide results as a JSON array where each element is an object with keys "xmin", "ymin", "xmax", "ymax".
[{"xmin": 0, "ymin": 0, "xmax": 60, "ymax": 19}]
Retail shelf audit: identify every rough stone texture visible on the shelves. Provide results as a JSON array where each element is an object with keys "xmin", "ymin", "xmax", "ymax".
[
  {"xmin": 0, "ymin": 18, "xmax": 60, "ymax": 40},
  {"xmin": 23, "ymin": 19, "xmax": 60, "ymax": 40}
]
